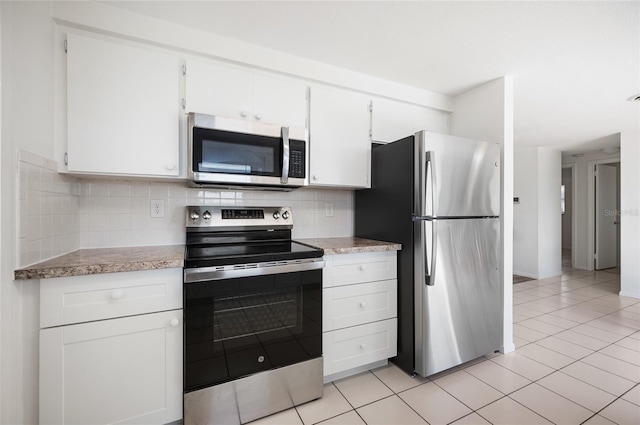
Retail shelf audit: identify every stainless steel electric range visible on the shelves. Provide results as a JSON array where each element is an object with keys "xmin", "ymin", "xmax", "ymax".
[{"xmin": 183, "ymin": 206, "xmax": 324, "ymax": 425}]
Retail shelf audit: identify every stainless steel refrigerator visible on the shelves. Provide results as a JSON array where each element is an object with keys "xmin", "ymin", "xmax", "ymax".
[{"xmin": 355, "ymin": 131, "xmax": 501, "ymax": 377}]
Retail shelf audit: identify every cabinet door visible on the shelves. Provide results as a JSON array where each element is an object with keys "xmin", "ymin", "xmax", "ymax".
[
  {"xmin": 66, "ymin": 33, "xmax": 180, "ymax": 176},
  {"xmin": 185, "ymin": 59, "xmax": 253, "ymax": 119},
  {"xmin": 185, "ymin": 60, "xmax": 308, "ymax": 128},
  {"xmin": 371, "ymin": 98, "xmax": 450, "ymax": 143},
  {"xmin": 309, "ymin": 86, "xmax": 371, "ymax": 188},
  {"xmin": 40, "ymin": 310, "xmax": 183, "ymax": 425},
  {"xmin": 253, "ymin": 73, "xmax": 308, "ymax": 127}
]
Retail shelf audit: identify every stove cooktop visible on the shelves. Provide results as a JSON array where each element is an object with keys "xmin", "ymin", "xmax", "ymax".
[
  {"xmin": 183, "ymin": 206, "xmax": 323, "ymax": 269},
  {"xmin": 184, "ymin": 240, "xmax": 323, "ymax": 269}
]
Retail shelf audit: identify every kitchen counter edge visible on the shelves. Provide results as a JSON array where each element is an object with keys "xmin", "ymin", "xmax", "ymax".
[
  {"xmin": 298, "ymin": 237, "xmax": 401, "ymax": 255},
  {"xmin": 14, "ymin": 238, "xmax": 400, "ymax": 280},
  {"xmin": 14, "ymin": 245, "xmax": 185, "ymax": 280}
]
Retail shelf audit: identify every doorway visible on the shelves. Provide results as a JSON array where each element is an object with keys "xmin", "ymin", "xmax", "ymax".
[{"xmin": 594, "ymin": 161, "xmax": 621, "ymax": 272}]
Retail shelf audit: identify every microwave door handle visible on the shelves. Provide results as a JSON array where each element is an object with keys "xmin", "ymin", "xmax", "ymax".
[{"xmin": 281, "ymin": 126, "xmax": 290, "ymax": 184}]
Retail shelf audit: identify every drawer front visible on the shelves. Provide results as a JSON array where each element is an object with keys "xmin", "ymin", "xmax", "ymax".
[
  {"xmin": 323, "ymin": 318, "xmax": 397, "ymax": 376},
  {"xmin": 323, "ymin": 251, "xmax": 397, "ymax": 288},
  {"xmin": 40, "ymin": 268, "xmax": 183, "ymax": 328},
  {"xmin": 323, "ymin": 279, "xmax": 397, "ymax": 331}
]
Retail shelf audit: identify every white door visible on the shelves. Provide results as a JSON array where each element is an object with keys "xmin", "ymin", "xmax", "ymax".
[{"xmin": 595, "ymin": 164, "xmax": 617, "ymax": 270}]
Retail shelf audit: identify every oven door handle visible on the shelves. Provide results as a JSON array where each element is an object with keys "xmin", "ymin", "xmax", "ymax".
[{"xmin": 184, "ymin": 259, "xmax": 324, "ymax": 283}]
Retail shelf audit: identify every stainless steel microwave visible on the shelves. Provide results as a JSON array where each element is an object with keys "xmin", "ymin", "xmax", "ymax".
[{"xmin": 188, "ymin": 113, "xmax": 308, "ymax": 190}]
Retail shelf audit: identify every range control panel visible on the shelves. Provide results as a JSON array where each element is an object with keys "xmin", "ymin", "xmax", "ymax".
[{"xmin": 186, "ymin": 206, "xmax": 292, "ymax": 229}]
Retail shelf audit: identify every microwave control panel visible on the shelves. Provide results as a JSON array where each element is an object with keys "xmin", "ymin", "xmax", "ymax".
[{"xmin": 289, "ymin": 140, "xmax": 306, "ymax": 178}]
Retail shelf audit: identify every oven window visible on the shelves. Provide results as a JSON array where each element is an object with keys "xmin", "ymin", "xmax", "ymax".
[
  {"xmin": 193, "ymin": 127, "xmax": 280, "ymax": 176},
  {"xmin": 184, "ymin": 269, "xmax": 322, "ymax": 392}
]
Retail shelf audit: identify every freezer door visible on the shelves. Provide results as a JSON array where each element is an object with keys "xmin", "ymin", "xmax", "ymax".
[
  {"xmin": 415, "ymin": 131, "xmax": 500, "ymax": 218},
  {"xmin": 414, "ymin": 217, "xmax": 501, "ymax": 377}
]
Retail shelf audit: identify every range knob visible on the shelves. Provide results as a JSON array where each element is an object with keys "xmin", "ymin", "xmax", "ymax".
[
  {"xmin": 202, "ymin": 210, "xmax": 211, "ymax": 220},
  {"xmin": 282, "ymin": 211, "xmax": 290, "ymax": 220},
  {"xmin": 273, "ymin": 211, "xmax": 280, "ymax": 220},
  {"xmin": 190, "ymin": 210, "xmax": 200, "ymax": 221}
]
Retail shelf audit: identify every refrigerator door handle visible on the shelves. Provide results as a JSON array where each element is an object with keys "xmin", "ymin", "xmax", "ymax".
[
  {"xmin": 425, "ymin": 220, "xmax": 437, "ymax": 286},
  {"xmin": 424, "ymin": 151, "xmax": 437, "ymax": 217}
]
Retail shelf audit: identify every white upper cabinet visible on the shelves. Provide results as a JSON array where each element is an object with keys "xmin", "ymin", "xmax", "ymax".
[
  {"xmin": 185, "ymin": 60, "xmax": 308, "ymax": 128},
  {"xmin": 309, "ymin": 86, "xmax": 371, "ymax": 188},
  {"xmin": 66, "ymin": 33, "xmax": 181, "ymax": 177},
  {"xmin": 371, "ymin": 97, "xmax": 450, "ymax": 143}
]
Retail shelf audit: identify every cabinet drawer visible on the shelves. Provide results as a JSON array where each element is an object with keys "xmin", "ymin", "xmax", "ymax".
[
  {"xmin": 40, "ymin": 268, "xmax": 183, "ymax": 328},
  {"xmin": 323, "ymin": 280, "xmax": 397, "ymax": 331},
  {"xmin": 323, "ymin": 318, "xmax": 397, "ymax": 376},
  {"xmin": 323, "ymin": 251, "xmax": 397, "ymax": 288}
]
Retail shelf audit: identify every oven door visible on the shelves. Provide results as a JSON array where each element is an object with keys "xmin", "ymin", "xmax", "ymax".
[
  {"xmin": 188, "ymin": 113, "xmax": 307, "ymax": 189},
  {"xmin": 183, "ymin": 262, "xmax": 323, "ymax": 393}
]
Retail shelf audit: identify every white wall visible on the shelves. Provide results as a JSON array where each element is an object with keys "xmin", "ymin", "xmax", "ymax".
[
  {"xmin": 537, "ymin": 148, "xmax": 562, "ymax": 279},
  {"xmin": 513, "ymin": 147, "xmax": 539, "ymax": 277},
  {"xmin": 450, "ymin": 76, "xmax": 515, "ymax": 354},
  {"xmin": 1, "ymin": 2, "xmax": 54, "ymax": 423},
  {"xmin": 620, "ymin": 117, "xmax": 640, "ymax": 298},
  {"xmin": 512, "ymin": 147, "xmax": 562, "ymax": 280}
]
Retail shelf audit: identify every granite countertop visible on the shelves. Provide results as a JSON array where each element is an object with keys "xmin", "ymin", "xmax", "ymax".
[
  {"xmin": 14, "ymin": 237, "xmax": 400, "ymax": 280},
  {"xmin": 298, "ymin": 237, "xmax": 401, "ymax": 255},
  {"xmin": 14, "ymin": 245, "xmax": 184, "ymax": 280}
]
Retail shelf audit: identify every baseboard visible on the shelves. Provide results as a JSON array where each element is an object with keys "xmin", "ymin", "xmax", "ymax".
[
  {"xmin": 501, "ymin": 342, "xmax": 516, "ymax": 354},
  {"xmin": 619, "ymin": 290, "xmax": 640, "ymax": 300},
  {"xmin": 513, "ymin": 271, "xmax": 538, "ymax": 279},
  {"xmin": 323, "ymin": 359, "xmax": 388, "ymax": 384}
]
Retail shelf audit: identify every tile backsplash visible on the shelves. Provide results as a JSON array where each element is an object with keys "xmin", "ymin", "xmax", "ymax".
[
  {"xmin": 17, "ymin": 151, "xmax": 354, "ymax": 267},
  {"xmin": 17, "ymin": 151, "xmax": 81, "ymax": 267}
]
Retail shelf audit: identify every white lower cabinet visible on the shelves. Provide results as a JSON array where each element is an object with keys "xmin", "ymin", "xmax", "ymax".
[
  {"xmin": 322, "ymin": 251, "xmax": 398, "ymax": 379},
  {"xmin": 39, "ymin": 269, "xmax": 183, "ymax": 425},
  {"xmin": 323, "ymin": 318, "xmax": 397, "ymax": 376}
]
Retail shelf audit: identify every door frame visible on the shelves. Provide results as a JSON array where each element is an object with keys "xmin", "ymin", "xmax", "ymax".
[
  {"xmin": 562, "ymin": 163, "xmax": 578, "ymax": 269},
  {"xmin": 587, "ymin": 158, "xmax": 620, "ymax": 271}
]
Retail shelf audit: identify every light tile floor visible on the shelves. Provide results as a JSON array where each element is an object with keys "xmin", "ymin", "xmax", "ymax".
[{"xmin": 250, "ymin": 268, "xmax": 640, "ymax": 425}]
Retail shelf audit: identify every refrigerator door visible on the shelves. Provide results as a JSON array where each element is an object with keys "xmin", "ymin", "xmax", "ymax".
[
  {"xmin": 414, "ymin": 217, "xmax": 501, "ymax": 377},
  {"xmin": 415, "ymin": 131, "xmax": 500, "ymax": 218}
]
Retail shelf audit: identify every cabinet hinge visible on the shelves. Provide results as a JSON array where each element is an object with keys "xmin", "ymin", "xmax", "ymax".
[
  {"xmin": 64, "ymin": 40, "xmax": 68, "ymax": 53},
  {"xmin": 369, "ymin": 102, "xmax": 373, "ymax": 113},
  {"xmin": 182, "ymin": 98, "xmax": 186, "ymax": 110},
  {"xmin": 64, "ymin": 152, "xmax": 68, "ymax": 165},
  {"xmin": 369, "ymin": 129, "xmax": 373, "ymax": 138},
  {"xmin": 182, "ymin": 64, "xmax": 186, "ymax": 76}
]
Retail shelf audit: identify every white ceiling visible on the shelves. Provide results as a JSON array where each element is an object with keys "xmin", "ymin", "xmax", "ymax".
[{"xmin": 101, "ymin": 1, "xmax": 639, "ymax": 154}]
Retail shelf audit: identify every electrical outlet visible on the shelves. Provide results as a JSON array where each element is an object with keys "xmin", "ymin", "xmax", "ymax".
[
  {"xmin": 325, "ymin": 203, "xmax": 334, "ymax": 217},
  {"xmin": 151, "ymin": 199, "xmax": 165, "ymax": 218}
]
